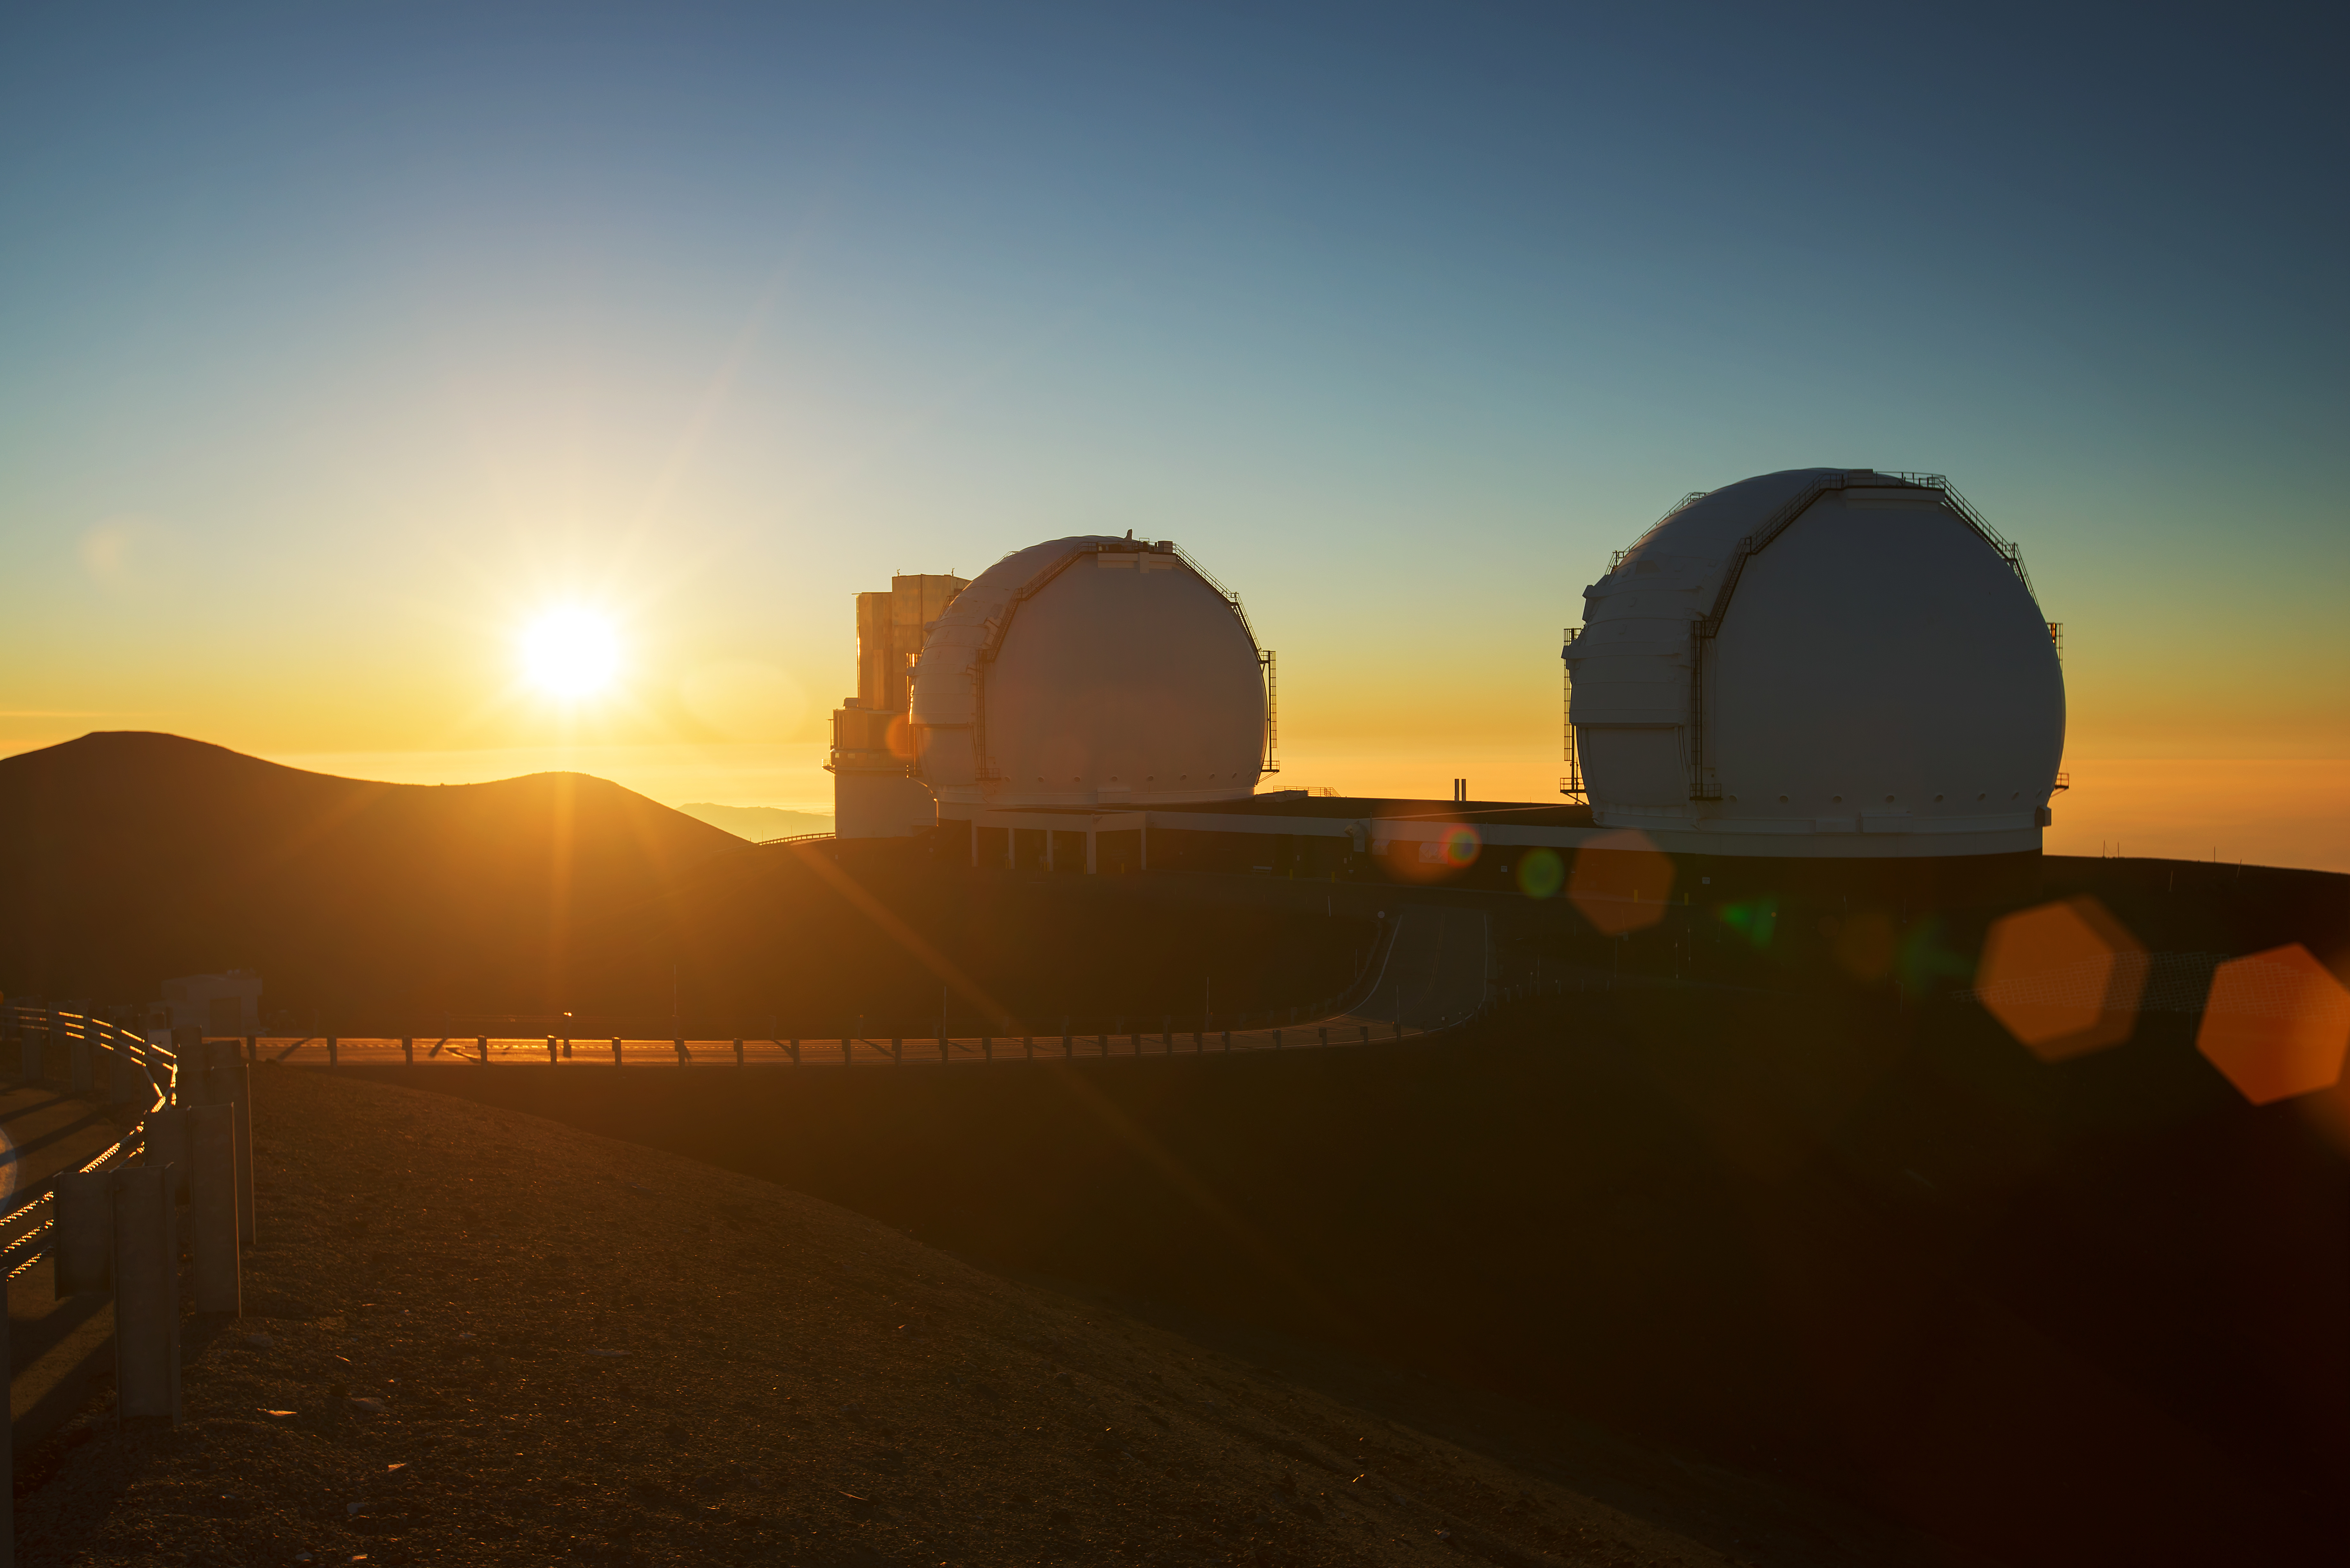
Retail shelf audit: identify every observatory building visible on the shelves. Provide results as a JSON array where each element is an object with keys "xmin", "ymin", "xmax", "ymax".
[
  {"xmin": 909, "ymin": 534, "xmax": 1274, "ymax": 871},
  {"xmin": 827, "ymin": 572, "xmax": 969, "ymax": 838},
  {"xmin": 822, "ymin": 467, "xmax": 2060, "ymax": 889},
  {"xmin": 1564, "ymin": 468, "xmax": 2065, "ymax": 858}
]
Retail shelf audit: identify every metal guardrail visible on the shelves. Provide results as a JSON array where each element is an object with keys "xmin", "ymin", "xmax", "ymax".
[
  {"xmin": 225, "ymin": 906, "xmax": 1493, "ymax": 1067},
  {"xmin": 0, "ymin": 1006, "xmax": 176, "ymax": 1281}
]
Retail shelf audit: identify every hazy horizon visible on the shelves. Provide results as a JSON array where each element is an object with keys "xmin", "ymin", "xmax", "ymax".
[{"xmin": 3, "ymin": 4, "xmax": 2342, "ymax": 870}]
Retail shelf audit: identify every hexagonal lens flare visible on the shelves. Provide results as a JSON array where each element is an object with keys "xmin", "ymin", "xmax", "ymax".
[
  {"xmin": 2195, "ymin": 944, "xmax": 2350, "ymax": 1105},
  {"xmin": 1974, "ymin": 895, "xmax": 2149, "ymax": 1061},
  {"xmin": 1568, "ymin": 829, "xmax": 1674, "ymax": 936}
]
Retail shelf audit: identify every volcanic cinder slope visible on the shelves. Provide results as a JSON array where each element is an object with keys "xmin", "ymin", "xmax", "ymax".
[
  {"xmin": 0, "ymin": 732, "xmax": 742, "ymax": 1012},
  {"xmin": 15, "ymin": 1069, "xmax": 1756, "ymax": 1568}
]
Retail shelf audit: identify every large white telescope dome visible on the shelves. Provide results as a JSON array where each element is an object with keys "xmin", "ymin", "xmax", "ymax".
[
  {"xmin": 911, "ymin": 536, "xmax": 1269, "ymax": 809},
  {"xmin": 1567, "ymin": 469, "xmax": 2065, "ymax": 858}
]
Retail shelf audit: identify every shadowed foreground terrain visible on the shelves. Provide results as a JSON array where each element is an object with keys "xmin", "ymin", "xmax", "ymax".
[{"xmin": 18, "ymin": 1071, "xmax": 1776, "ymax": 1568}]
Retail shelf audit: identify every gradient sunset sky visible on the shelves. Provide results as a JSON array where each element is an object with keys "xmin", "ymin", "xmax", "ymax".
[{"xmin": 3, "ymin": 4, "xmax": 2343, "ymax": 867}]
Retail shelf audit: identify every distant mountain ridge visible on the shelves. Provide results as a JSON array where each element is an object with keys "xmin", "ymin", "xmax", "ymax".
[
  {"xmin": 675, "ymin": 803, "xmax": 834, "ymax": 842},
  {"xmin": 0, "ymin": 732, "xmax": 744, "ymax": 1010}
]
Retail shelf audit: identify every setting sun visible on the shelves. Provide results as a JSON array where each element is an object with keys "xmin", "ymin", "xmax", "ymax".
[{"xmin": 519, "ymin": 607, "xmax": 620, "ymax": 699}]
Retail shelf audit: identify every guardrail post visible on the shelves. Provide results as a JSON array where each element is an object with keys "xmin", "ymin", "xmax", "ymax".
[
  {"xmin": 0, "ymin": 1224, "xmax": 7, "ymax": 1551},
  {"xmin": 477, "ymin": 1034, "xmax": 489, "ymax": 1065},
  {"xmin": 111, "ymin": 1166, "xmax": 182, "ymax": 1426},
  {"xmin": 787, "ymin": 1037, "xmax": 800, "ymax": 1065},
  {"xmin": 840, "ymin": 1037, "xmax": 851, "ymax": 1066},
  {"xmin": 1273, "ymin": 1029, "xmax": 1284, "ymax": 1049},
  {"xmin": 326, "ymin": 1034, "xmax": 339, "ymax": 1068},
  {"xmin": 208, "ymin": 1056, "xmax": 256, "ymax": 1246},
  {"xmin": 547, "ymin": 1035, "xmax": 558, "ymax": 1063},
  {"xmin": 562, "ymin": 1034, "xmax": 573, "ymax": 1059},
  {"xmin": 401, "ymin": 1036, "xmax": 413, "ymax": 1065},
  {"xmin": 674, "ymin": 1036, "xmax": 688, "ymax": 1065},
  {"xmin": 611, "ymin": 1036, "xmax": 623, "ymax": 1066},
  {"xmin": 982, "ymin": 1033, "xmax": 992, "ymax": 1062},
  {"xmin": 105, "ymin": 1021, "xmax": 141, "ymax": 1105},
  {"xmin": 889, "ymin": 1036, "xmax": 902, "ymax": 1065},
  {"xmin": 145, "ymin": 1108, "xmax": 191, "ymax": 1202},
  {"xmin": 733, "ymin": 1037, "xmax": 745, "ymax": 1067},
  {"xmin": 53, "ymin": 1172, "xmax": 113, "ymax": 1296},
  {"xmin": 188, "ymin": 1104, "xmax": 239, "ymax": 1315},
  {"xmin": 245, "ymin": 1033, "xmax": 257, "ymax": 1063},
  {"xmin": 1022, "ymin": 1035, "xmax": 1033, "ymax": 1059}
]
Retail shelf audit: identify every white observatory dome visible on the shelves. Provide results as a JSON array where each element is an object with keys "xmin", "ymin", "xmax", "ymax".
[
  {"xmin": 911, "ymin": 536, "xmax": 1269, "ymax": 809},
  {"xmin": 1566, "ymin": 469, "xmax": 2065, "ymax": 858}
]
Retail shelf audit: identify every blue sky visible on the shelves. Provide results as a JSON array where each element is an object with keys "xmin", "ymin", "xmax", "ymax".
[{"xmin": 2, "ymin": 2, "xmax": 2343, "ymax": 814}]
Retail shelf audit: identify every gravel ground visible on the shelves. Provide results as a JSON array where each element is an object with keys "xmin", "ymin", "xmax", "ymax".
[{"xmin": 13, "ymin": 1068, "xmax": 1733, "ymax": 1567}]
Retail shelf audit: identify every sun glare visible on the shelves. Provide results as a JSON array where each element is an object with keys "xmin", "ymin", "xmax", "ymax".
[{"xmin": 519, "ymin": 607, "xmax": 620, "ymax": 699}]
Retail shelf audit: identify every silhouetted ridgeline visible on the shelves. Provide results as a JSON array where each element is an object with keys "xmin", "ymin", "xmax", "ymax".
[
  {"xmin": 0, "ymin": 732, "xmax": 738, "ymax": 1008},
  {"xmin": 0, "ymin": 733, "xmax": 1370, "ymax": 1026}
]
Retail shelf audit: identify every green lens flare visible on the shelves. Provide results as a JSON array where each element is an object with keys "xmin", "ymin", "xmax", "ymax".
[
  {"xmin": 1718, "ymin": 897, "xmax": 1779, "ymax": 950},
  {"xmin": 1516, "ymin": 848, "xmax": 1564, "ymax": 899}
]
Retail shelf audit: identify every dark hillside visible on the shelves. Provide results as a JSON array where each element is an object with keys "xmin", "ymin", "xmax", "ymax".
[
  {"xmin": 0, "ymin": 733, "xmax": 1372, "ymax": 1028},
  {"xmin": 0, "ymin": 733, "xmax": 740, "ymax": 1010},
  {"xmin": 372, "ymin": 972, "xmax": 2350, "ymax": 1568}
]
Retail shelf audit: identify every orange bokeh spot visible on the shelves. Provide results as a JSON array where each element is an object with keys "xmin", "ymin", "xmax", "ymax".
[
  {"xmin": 2195, "ymin": 944, "xmax": 2350, "ymax": 1106},
  {"xmin": 1975, "ymin": 895, "xmax": 2148, "ymax": 1061},
  {"xmin": 1568, "ymin": 829, "xmax": 1673, "ymax": 936}
]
